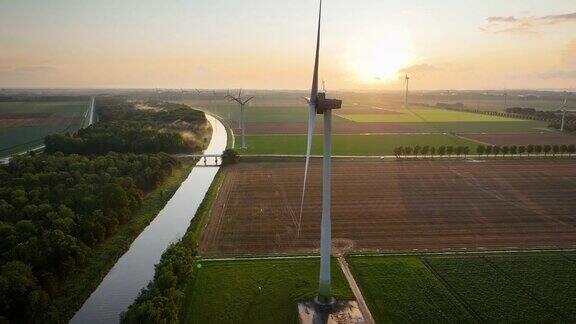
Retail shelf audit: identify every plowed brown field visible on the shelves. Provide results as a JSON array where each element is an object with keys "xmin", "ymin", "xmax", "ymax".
[{"xmin": 199, "ymin": 160, "xmax": 576, "ymax": 256}]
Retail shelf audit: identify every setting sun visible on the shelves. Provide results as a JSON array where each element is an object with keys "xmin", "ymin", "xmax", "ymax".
[{"xmin": 347, "ymin": 30, "xmax": 415, "ymax": 83}]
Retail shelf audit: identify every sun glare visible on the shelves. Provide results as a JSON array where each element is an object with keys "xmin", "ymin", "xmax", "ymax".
[{"xmin": 347, "ymin": 30, "xmax": 415, "ymax": 83}]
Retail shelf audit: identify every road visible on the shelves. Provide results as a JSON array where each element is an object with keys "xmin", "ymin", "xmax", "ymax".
[{"xmin": 338, "ymin": 257, "xmax": 376, "ymax": 324}]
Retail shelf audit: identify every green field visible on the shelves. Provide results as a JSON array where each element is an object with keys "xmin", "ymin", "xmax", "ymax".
[
  {"xmin": 0, "ymin": 100, "xmax": 90, "ymax": 157},
  {"xmin": 348, "ymin": 257, "xmax": 475, "ymax": 323},
  {"xmin": 237, "ymin": 134, "xmax": 478, "ymax": 155},
  {"xmin": 349, "ymin": 253, "xmax": 576, "ymax": 323},
  {"xmin": 426, "ymin": 253, "xmax": 576, "ymax": 323},
  {"xmin": 181, "ymin": 258, "xmax": 353, "ymax": 324},
  {"xmin": 338, "ymin": 108, "xmax": 524, "ymax": 123}
]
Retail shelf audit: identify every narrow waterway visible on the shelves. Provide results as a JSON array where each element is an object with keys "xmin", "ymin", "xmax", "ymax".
[{"xmin": 71, "ymin": 114, "xmax": 227, "ymax": 323}]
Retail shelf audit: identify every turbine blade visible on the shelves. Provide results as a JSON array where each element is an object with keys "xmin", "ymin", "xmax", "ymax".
[
  {"xmin": 297, "ymin": 103, "xmax": 316, "ymax": 238},
  {"xmin": 310, "ymin": 0, "xmax": 322, "ymax": 103}
]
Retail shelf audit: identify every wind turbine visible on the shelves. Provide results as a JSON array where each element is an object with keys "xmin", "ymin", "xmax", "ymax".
[
  {"xmin": 228, "ymin": 89, "xmax": 254, "ymax": 149},
  {"xmin": 560, "ymin": 91, "xmax": 574, "ymax": 132},
  {"xmin": 404, "ymin": 73, "xmax": 410, "ymax": 109},
  {"xmin": 299, "ymin": 0, "xmax": 342, "ymax": 306}
]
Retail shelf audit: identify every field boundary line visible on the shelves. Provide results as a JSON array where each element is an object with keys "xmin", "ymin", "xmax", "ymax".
[
  {"xmin": 349, "ymin": 247, "xmax": 576, "ymax": 258},
  {"xmin": 197, "ymin": 255, "xmax": 320, "ymax": 262},
  {"xmin": 480, "ymin": 256, "xmax": 570, "ymax": 322},
  {"xmin": 337, "ymin": 256, "xmax": 375, "ymax": 324},
  {"xmin": 420, "ymin": 257, "xmax": 483, "ymax": 323}
]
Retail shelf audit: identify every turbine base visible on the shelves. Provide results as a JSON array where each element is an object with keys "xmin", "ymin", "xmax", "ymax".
[{"xmin": 297, "ymin": 299, "xmax": 367, "ymax": 324}]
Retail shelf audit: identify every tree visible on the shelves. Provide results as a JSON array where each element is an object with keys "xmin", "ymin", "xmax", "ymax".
[
  {"xmin": 501, "ymin": 146, "xmax": 509, "ymax": 156},
  {"xmin": 221, "ymin": 149, "xmax": 240, "ymax": 164},
  {"xmin": 446, "ymin": 146, "xmax": 454, "ymax": 157},
  {"xmin": 552, "ymin": 145, "xmax": 560, "ymax": 156},
  {"xmin": 476, "ymin": 145, "xmax": 485, "ymax": 156},
  {"xmin": 421, "ymin": 145, "xmax": 430, "ymax": 157},
  {"xmin": 518, "ymin": 146, "xmax": 526, "ymax": 155},
  {"xmin": 543, "ymin": 145, "xmax": 551, "ymax": 156},
  {"xmin": 455, "ymin": 146, "xmax": 463, "ymax": 157},
  {"xmin": 404, "ymin": 146, "xmax": 413, "ymax": 156},
  {"xmin": 485, "ymin": 145, "xmax": 493, "ymax": 156},
  {"xmin": 527, "ymin": 144, "xmax": 535, "ymax": 156},
  {"xmin": 463, "ymin": 146, "xmax": 470, "ymax": 157},
  {"xmin": 438, "ymin": 145, "xmax": 446, "ymax": 157},
  {"xmin": 567, "ymin": 144, "xmax": 576, "ymax": 156},
  {"xmin": 430, "ymin": 147, "xmax": 436, "ymax": 157},
  {"xmin": 535, "ymin": 145, "xmax": 543, "ymax": 155},
  {"xmin": 493, "ymin": 146, "xmax": 501, "ymax": 156},
  {"xmin": 413, "ymin": 146, "xmax": 421, "ymax": 157},
  {"xmin": 560, "ymin": 145, "xmax": 568, "ymax": 155},
  {"xmin": 393, "ymin": 147, "xmax": 402, "ymax": 158},
  {"xmin": 510, "ymin": 145, "xmax": 518, "ymax": 155}
]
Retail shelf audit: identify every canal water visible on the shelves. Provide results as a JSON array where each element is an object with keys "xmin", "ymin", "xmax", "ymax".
[{"xmin": 71, "ymin": 114, "xmax": 227, "ymax": 323}]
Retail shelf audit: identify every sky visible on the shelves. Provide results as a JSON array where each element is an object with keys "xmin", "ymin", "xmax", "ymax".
[{"xmin": 1, "ymin": 0, "xmax": 576, "ymax": 90}]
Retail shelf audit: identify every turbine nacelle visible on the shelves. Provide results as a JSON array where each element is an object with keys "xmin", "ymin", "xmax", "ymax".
[{"xmin": 314, "ymin": 92, "xmax": 342, "ymax": 114}]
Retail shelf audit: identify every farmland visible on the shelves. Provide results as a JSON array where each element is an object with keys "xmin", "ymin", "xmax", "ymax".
[
  {"xmin": 236, "ymin": 134, "xmax": 477, "ymax": 155},
  {"xmin": 348, "ymin": 252, "xmax": 576, "ymax": 323},
  {"xmin": 0, "ymin": 100, "xmax": 90, "ymax": 157},
  {"xmin": 180, "ymin": 91, "xmax": 556, "ymax": 145},
  {"xmin": 199, "ymin": 160, "xmax": 576, "ymax": 256},
  {"xmin": 337, "ymin": 108, "xmax": 523, "ymax": 123},
  {"xmin": 180, "ymin": 258, "xmax": 353, "ymax": 324}
]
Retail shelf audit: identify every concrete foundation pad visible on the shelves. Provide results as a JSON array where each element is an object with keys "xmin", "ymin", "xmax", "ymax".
[{"xmin": 298, "ymin": 299, "xmax": 366, "ymax": 324}]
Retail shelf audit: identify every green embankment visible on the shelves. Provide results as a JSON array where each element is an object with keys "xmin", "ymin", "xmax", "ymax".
[
  {"xmin": 53, "ymin": 159, "xmax": 196, "ymax": 322},
  {"xmin": 237, "ymin": 134, "xmax": 477, "ymax": 155}
]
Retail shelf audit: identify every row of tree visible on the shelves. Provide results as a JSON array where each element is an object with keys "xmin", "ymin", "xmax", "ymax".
[
  {"xmin": 0, "ymin": 152, "xmax": 180, "ymax": 323},
  {"xmin": 44, "ymin": 98, "xmax": 209, "ymax": 155},
  {"xmin": 394, "ymin": 144, "xmax": 576, "ymax": 158},
  {"xmin": 475, "ymin": 144, "xmax": 576, "ymax": 156},
  {"xmin": 394, "ymin": 145, "xmax": 470, "ymax": 157}
]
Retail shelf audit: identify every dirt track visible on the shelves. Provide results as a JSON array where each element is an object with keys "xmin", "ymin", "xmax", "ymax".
[{"xmin": 199, "ymin": 160, "xmax": 576, "ymax": 256}]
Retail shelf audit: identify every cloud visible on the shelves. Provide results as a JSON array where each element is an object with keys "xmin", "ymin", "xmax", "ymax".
[
  {"xmin": 482, "ymin": 11, "xmax": 576, "ymax": 34},
  {"xmin": 398, "ymin": 64, "xmax": 441, "ymax": 74}
]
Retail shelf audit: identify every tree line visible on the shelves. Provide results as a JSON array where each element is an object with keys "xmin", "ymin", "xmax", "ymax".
[
  {"xmin": 394, "ymin": 144, "xmax": 576, "ymax": 158},
  {"xmin": 0, "ymin": 153, "xmax": 179, "ymax": 323},
  {"xmin": 45, "ymin": 98, "xmax": 209, "ymax": 155},
  {"xmin": 394, "ymin": 145, "xmax": 471, "ymax": 158},
  {"xmin": 0, "ymin": 97, "xmax": 211, "ymax": 323}
]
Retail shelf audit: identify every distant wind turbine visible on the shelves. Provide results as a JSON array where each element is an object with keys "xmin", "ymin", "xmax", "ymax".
[
  {"xmin": 299, "ymin": 0, "xmax": 342, "ymax": 307},
  {"xmin": 560, "ymin": 91, "xmax": 574, "ymax": 132},
  {"xmin": 404, "ymin": 73, "xmax": 410, "ymax": 109},
  {"xmin": 228, "ymin": 89, "xmax": 254, "ymax": 149}
]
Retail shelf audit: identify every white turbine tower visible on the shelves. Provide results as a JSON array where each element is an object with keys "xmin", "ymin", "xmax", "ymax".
[{"xmin": 299, "ymin": 0, "xmax": 342, "ymax": 306}]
